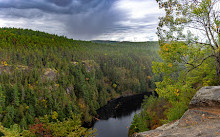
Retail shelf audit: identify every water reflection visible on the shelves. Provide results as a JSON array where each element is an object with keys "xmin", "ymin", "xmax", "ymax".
[
  {"xmin": 93, "ymin": 109, "xmax": 141, "ymax": 137},
  {"xmin": 92, "ymin": 92, "xmax": 152, "ymax": 137}
]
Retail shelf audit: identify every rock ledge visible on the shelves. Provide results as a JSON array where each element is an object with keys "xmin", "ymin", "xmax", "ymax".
[{"xmin": 134, "ymin": 86, "xmax": 220, "ymax": 137}]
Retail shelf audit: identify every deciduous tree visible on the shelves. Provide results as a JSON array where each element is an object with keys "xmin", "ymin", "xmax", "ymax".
[{"xmin": 156, "ymin": 0, "xmax": 220, "ymax": 79}]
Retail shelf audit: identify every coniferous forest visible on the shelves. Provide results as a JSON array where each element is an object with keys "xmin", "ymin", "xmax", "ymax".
[{"xmin": 0, "ymin": 28, "xmax": 159, "ymax": 136}]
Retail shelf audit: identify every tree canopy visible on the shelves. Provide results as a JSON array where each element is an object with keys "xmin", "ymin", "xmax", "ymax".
[{"xmin": 156, "ymin": 0, "xmax": 220, "ymax": 79}]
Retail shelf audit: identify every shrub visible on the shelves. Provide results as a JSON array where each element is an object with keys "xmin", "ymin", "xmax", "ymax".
[{"xmin": 22, "ymin": 114, "xmax": 96, "ymax": 137}]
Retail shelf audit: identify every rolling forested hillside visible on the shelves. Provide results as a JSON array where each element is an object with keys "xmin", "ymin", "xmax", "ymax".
[{"xmin": 0, "ymin": 28, "xmax": 159, "ymax": 136}]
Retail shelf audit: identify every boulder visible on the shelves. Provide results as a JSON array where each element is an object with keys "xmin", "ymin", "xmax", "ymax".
[{"xmin": 189, "ymin": 86, "xmax": 220, "ymax": 108}]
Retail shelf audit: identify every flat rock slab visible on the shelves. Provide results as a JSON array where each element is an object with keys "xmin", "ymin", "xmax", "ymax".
[{"xmin": 134, "ymin": 86, "xmax": 220, "ymax": 137}]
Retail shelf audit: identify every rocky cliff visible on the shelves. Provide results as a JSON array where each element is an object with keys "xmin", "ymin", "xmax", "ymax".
[{"xmin": 133, "ymin": 86, "xmax": 220, "ymax": 137}]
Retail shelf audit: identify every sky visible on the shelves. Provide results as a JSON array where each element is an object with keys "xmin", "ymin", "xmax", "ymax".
[{"xmin": 0, "ymin": 0, "xmax": 164, "ymax": 41}]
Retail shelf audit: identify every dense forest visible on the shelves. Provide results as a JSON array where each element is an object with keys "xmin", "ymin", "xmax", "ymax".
[{"xmin": 0, "ymin": 28, "xmax": 160, "ymax": 136}]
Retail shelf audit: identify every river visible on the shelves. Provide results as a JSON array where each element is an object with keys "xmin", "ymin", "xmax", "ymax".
[
  {"xmin": 93, "ymin": 109, "xmax": 141, "ymax": 137},
  {"xmin": 92, "ymin": 92, "xmax": 154, "ymax": 137}
]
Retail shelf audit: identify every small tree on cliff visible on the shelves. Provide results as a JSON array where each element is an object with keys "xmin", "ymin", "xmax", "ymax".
[{"xmin": 156, "ymin": 0, "xmax": 220, "ymax": 80}]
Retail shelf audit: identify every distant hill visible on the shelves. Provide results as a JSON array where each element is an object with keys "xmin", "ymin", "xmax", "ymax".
[
  {"xmin": 91, "ymin": 40, "xmax": 158, "ymax": 44},
  {"xmin": 91, "ymin": 40, "xmax": 120, "ymax": 43}
]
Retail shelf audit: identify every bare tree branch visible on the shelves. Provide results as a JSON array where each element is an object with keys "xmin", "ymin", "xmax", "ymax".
[
  {"xmin": 187, "ymin": 54, "xmax": 215, "ymax": 72},
  {"xmin": 192, "ymin": 40, "xmax": 213, "ymax": 46}
]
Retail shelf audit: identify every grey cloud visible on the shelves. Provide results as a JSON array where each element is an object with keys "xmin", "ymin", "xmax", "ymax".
[
  {"xmin": 46, "ymin": 0, "xmax": 73, "ymax": 7},
  {"xmin": 0, "ymin": 8, "xmax": 45, "ymax": 19},
  {"xmin": 0, "ymin": 0, "xmax": 162, "ymax": 41},
  {"xmin": 0, "ymin": 0, "xmax": 124, "ymax": 40},
  {"xmin": 63, "ymin": 3, "xmax": 125, "ymax": 39},
  {"xmin": 0, "ymin": 0, "xmax": 73, "ymax": 15},
  {"xmin": 0, "ymin": 0, "xmax": 115, "ymax": 14}
]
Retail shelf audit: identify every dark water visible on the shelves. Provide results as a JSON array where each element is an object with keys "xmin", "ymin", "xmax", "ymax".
[
  {"xmin": 91, "ymin": 92, "xmax": 155, "ymax": 137},
  {"xmin": 93, "ymin": 109, "xmax": 141, "ymax": 137}
]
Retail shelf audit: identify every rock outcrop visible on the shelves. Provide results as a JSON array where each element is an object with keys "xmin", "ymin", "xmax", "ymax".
[
  {"xmin": 134, "ymin": 86, "xmax": 220, "ymax": 137},
  {"xmin": 41, "ymin": 68, "xmax": 58, "ymax": 81}
]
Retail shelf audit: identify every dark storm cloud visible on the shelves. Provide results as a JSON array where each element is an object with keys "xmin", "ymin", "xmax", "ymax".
[
  {"xmin": 46, "ymin": 0, "xmax": 73, "ymax": 7},
  {"xmin": 0, "ymin": 8, "xmax": 44, "ymax": 19},
  {"xmin": 61, "ymin": 0, "xmax": 160, "ymax": 39},
  {"xmin": 0, "ymin": 0, "xmax": 115, "ymax": 14},
  {"xmin": 63, "ymin": 1, "xmax": 126, "ymax": 39},
  {"xmin": 0, "ymin": 0, "xmax": 163, "ymax": 41},
  {"xmin": 0, "ymin": 0, "xmax": 122, "ymax": 38},
  {"xmin": 0, "ymin": 0, "xmax": 64, "ymax": 14}
]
